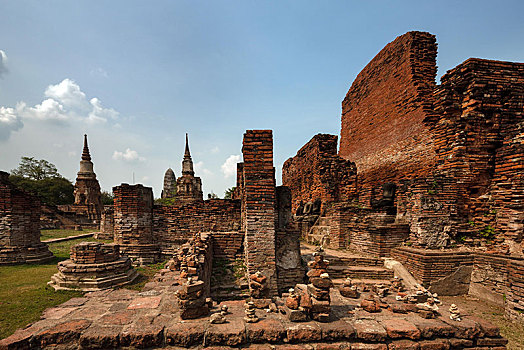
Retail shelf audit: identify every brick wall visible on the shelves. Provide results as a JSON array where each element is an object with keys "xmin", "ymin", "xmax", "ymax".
[
  {"xmin": 282, "ymin": 134, "xmax": 357, "ymax": 212},
  {"xmin": 241, "ymin": 130, "xmax": 278, "ymax": 296},
  {"xmin": 0, "ymin": 171, "xmax": 53, "ymax": 264},
  {"xmin": 153, "ymin": 199, "xmax": 241, "ymax": 256},
  {"xmin": 339, "ymin": 31, "xmax": 437, "ymax": 185},
  {"xmin": 391, "ymin": 247, "xmax": 473, "ymax": 286},
  {"xmin": 507, "ymin": 259, "xmax": 524, "ymax": 321}
]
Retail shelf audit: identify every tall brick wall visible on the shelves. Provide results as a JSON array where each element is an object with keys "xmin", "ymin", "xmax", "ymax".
[
  {"xmin": 153, "ymin": 199, "xmax": 241, "ymax": 256},
  {"xmin": 0, "ymin": 171, "xmax": 53, "ymax": 264},
  {"xmin": 113, "ymin": 184, "xmax": 159, "ymax": 263},
  {"xmin": 241, "ymin": 130, "xmax": 278, "ymax": 296},
  {"xmin": 282, "ymin": 134, "xmax": 357, "ymax": 212},
  {"xmin": 339, "ymin": 31, "xmax": 438, "ymax": 187}
]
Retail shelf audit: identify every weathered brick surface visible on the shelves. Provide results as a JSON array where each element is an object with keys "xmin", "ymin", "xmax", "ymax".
[
  {"xmin": 113, "ymin": 184, "xmax": 159, "ymax": 263},
  {"xmin": 282, "ymin": 134, "xmax": 357, "ymax": 213},
  {"xmin": 240, "ymin": 130, "xmax": 279, "ymax": 296},
  {"xmin": 153, "ymin": 199, "xmax": 241, "ymax": 257},
  {"xmin": 0, "ymin": 171, "xmax": 53, "ymax": 264}
]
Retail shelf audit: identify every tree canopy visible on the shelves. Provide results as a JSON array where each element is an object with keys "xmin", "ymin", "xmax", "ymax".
[
  {"xmin": 11, "ymin": 157, "xmax": 61, "ymax": 180},
  {"xmin": 9, "ymin": 157, "xmax": 74, "ymax": 206},
  {"xmin": 224, "ymin": 187, "xmax": 236, "ymax": 199}
]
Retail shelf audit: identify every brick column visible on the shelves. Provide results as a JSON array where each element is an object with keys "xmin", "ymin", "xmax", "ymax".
[
  {"xmin": 242, "ymin": 130, "xmax": 278, "ymax": 296},
  {"xmin": 113, "ymin": 184, "xmax": 159, "ymax": 264}
]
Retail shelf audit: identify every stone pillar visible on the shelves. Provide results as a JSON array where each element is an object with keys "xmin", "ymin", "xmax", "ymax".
[
  {"xmin": 241, "ymin": 130, "xmax": 278, "ymax": 296},
  {"xmin": 113, "ymin": 184, "xmax": 160, "ymax": 264},
  {"xmin": 0, "ymin": 171, "xmax": 54, "ymax": 264},
  {"xmin": 95, "ymin": 206, "xmax": 114, "ymax": 240}
]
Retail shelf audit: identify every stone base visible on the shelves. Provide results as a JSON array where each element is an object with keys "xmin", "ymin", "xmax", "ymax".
[
  {"xmin": 0, "ymin": 243, "xmax": 54, "ymax": 265},
  {"xmin": 48, "ymin": 257, "xmax": 139, "ymax": 291},
  {"xmin": 118, "ymin": 244, "xmax": 161, "ymax": 265}
]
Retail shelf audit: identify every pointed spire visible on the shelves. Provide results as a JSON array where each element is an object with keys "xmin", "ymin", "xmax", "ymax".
[
  {"xmin": 82, "ymin": 134, "xmax": 92, "ymax": 161},
  {"xmin": 182, "ymin": 133, "xmax": 194, "ymax": 176},
  {"xmin": 184, "ymin": 133, "xmax": 191, "ymax": 157}
]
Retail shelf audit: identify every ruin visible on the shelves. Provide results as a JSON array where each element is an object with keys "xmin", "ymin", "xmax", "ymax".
[
  {"xmin": 42, "ymin": 134, "xmax": 103, "ymax": 230},
  {"xmin": 284, "ymin": 31, "xmax": 524, "ymax": 322},
  {"xmin": 2, "ymin": 30, "xmax": 523, "ymax": 348},
  {"xmin": 175, "ymin": 134, "xmax": 203, "ymax": 202},
  {"xmin": 0, "ymin": 171, "xmax": 54, "ymax": 264},
  {"xmin": 48, "ymin": 242, "xmax": 138, "ymax": 291},
  {"xmin": 160, "ymin": 168, "xmax": 176, "ymax": 199}
]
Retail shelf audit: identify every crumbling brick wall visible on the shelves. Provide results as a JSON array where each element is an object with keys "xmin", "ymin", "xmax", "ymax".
[
  {"xmin": 282, "ymin": 134, "xmax": 357, "ymax": 213},
  {"xmin": 153, "ymin": 199, "xmax": 241, "ymax": 256},
  {"xmin": 0, "ymin": 171, "xmax": 53, "ymax": 264}
]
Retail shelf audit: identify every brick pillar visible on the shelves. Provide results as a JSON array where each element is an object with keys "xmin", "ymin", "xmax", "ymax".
[
  {"xmin": 113, "ymin": 184, "xmax": 159, "ymax": 264},
  {"xmin": 242, "ymin": 130, "xmax": 278, "ymax": 296},
  {"xmin": 0, "ymin": 171, "xmax": 53, "ymax": 264}
]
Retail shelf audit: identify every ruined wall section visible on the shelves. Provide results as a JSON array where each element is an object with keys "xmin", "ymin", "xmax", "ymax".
[
  {"xmin": 113, "ymin": 184, "xmax": 160, "ymax": 264},
  {"xmin": 282, "ymin": 134, "xmax": 357, "ymax": 212},
  {"xmin": 0, "ymin": 171, "xmax": 53, "ymax": 264},
  {"xmin": 339, "ymin": 31, "xmax": 438, "ymax": 193},
  {"xmin": 241, "ymin": 130, "xmax": 278, "ymax": 296},
  {"xmin": 153, "ymin": 199, "xmax": 241, "ymax": 256},
  {"xmin": 431, "ymin": 59, "xmax": 524, "ymax": 245}
]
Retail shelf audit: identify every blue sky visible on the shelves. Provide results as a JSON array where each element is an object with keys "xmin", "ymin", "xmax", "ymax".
[{"xmin": 1, "ymin": 1, "xmax": 523, "ymax": 197}]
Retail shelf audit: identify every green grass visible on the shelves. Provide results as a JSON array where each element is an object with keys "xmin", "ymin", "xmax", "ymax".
[
  {"xmin": 0, "ymin": 234, "xmax": 111, "ymax": 339},
  {"xmin": 40, "ymin": 228, "xmax": 97, "ymax": 241},
  {"xmin": 123, "ymin": 261, "xmax": 167, "ymax": 291}
]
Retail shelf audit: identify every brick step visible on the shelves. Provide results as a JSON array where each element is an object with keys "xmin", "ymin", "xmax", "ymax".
[
  {"xmin": 326, "ymin": 255, "xmax": 383, "ymax": 267},
  {"xmin": 332, "ymin": 278, "xmax": 392, "ymax": 288},
  {"xmin": 328, "ymin": 265, "xmax": 393, "ymax": 280}
]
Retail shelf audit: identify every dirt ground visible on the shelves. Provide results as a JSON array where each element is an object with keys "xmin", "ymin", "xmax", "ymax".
[{"xmin": 441, "ymin": 295, "xmax": 524, "ymax": 350}]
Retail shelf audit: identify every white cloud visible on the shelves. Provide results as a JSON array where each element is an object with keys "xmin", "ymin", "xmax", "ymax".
[
  {"xmin": 112, "ymin": 148, "xmax": 146, "ymax": 162},
  {"xmin": 194, "ymin": 161, "xmax": 213, "ymax": 175},
  {"xmin": 221, "ymin": 154, "xmax": 241, "ymax": 178},
  {"xmin": 210, "ymin": 146, "xmax": 220, "ymax": 154},
  {"xmin": 0, "ymin": 50, "xmax": 8, "ymax": 78},
  {"xmin": 0, "ymin": 79, "xmax": 119, "ymax": 136},
  {"xmin": 0, "ymin": 106, "xmax": 23, "ymax": 141},
  {"xmin": 89, "ymin": 67, "xmax": 108, "ymax": 78}
]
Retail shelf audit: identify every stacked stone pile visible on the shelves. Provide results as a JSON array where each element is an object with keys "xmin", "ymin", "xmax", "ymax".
[
  {"xmin": 286, "ymin": 252, "xmax": 332, "ymax": 322},
  {"xmin": 48, "ymin": 242, "xmax": 138, "ymax": 291},
  {"xmin": 171, "ymin": 232, "xmax": 212, "ymax": 319}
]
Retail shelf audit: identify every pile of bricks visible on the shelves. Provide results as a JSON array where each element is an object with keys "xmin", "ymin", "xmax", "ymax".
[
  {"xmin": 172, "ymin": 233, "xmax": 212, "ymax": 319},
  {"xmin": 307, "ymin": 253, "xmax": 333, "ymax": 322}
]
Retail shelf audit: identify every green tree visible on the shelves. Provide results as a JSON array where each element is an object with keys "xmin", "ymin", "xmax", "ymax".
[
  {"xmin": 101, "ymin": 191, "xmax": 114, "ymax": 205},
  {"xmin": 9, "ymin": 157, "xmax": 74, "ymax": 206},
  {"xmin": 224, "ymin": 187, "xmax": 236, "ymax": 199},
  {"xmin": 11, "ymin": 157, "xmax": 60, "ymax": 180}
]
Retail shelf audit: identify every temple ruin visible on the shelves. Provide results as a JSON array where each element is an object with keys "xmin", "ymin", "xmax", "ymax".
[
  {"xmin": 0, "ymin": 171, "xmax": 54, "ymax": 264},
  {"xmin": 1, "ymin": 31, "xmax": 523, "ymax": 348}
]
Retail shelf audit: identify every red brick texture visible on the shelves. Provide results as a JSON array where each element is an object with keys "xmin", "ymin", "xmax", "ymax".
[
  {"xmin": 282, "ymin": 134, "xmax": 357, "ymax": 213},
  {"xmin": 0, "ymin": 171, "xmax": 53, "ymax": 264},
  {"xmin": 339, "ymin": 31, "xmax": 438, "ymax": 186},
  {"xmin": 240, "ymin": 130, "xmax": 278, "ymax": 296}
]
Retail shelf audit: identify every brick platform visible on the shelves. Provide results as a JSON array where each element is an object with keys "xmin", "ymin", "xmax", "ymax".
[
  {"xmin": 48, "ymin": 242, "xmax": 138, "ymax": 291},
  {"xmin": 1, "ymin": 267, "xmax": 507, "ymax": 349}
]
